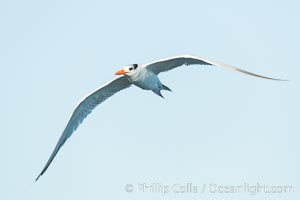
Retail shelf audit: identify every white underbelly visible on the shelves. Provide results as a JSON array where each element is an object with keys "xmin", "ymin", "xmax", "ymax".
[{"xmin": 129, "ymin": 72, "xmax": 162, "ymax": 91}]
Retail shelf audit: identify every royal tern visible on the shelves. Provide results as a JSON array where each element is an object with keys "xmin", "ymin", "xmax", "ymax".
[{"xmin": 36, "ymin": 55, "xmax": 284, "ymax": 181}]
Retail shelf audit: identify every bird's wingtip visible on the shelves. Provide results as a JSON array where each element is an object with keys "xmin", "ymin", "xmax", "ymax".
[
  {"xmin": 35, "ymin": 174, "xmax": 41, "ymax": 182},
  {"xmin": 272, "ymin": 78, "xmax": 289, "ymax": 81}
]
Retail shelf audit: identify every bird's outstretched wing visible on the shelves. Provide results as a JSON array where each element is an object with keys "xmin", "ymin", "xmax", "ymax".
[
  {"xmin": 36, "ymin": 76, "xmax": 131, "ymax": 181},
  {"xmin": 144, "ymin": 55, "xmax": 286, "ymax": 80}
]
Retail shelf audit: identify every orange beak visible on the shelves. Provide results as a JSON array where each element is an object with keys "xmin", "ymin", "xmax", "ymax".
[{"xmin": 114, "ymin": 69, "xmax": 127, "ymax": 75}]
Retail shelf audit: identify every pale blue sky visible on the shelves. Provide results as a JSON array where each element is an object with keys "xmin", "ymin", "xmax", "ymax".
[{"xmin": 1, "ymin": 0, "xmax": 299, "ymax": 199}]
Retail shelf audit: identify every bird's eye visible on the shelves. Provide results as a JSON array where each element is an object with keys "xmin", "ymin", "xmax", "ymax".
[{"xmin": 129, "ymin": 67, "xmax": 133, "ymax": 71}]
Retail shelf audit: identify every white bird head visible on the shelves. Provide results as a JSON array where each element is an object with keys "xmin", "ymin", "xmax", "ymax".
[{"xmin": 115, "ymin": 64, "xmax": 139, "ymax": 76}]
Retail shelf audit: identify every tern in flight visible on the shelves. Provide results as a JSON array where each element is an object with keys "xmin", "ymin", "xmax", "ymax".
[{"xmin": 36, "ymin": 55, "xmax": 285, "ymax": 181}]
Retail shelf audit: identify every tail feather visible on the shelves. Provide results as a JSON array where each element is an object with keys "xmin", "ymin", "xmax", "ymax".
[
  {"xmin": 153, "ymin": 90, "xmax": 164, "ymax": 98},
  {"xmin": 162, "ymin": 84, "xmax": 172, "ymax": 92}
]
